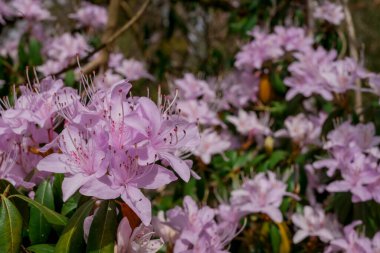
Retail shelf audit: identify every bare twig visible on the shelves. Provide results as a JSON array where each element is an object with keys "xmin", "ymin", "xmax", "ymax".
[
  {"xmin": 342, "ymin": 0, "xmax": 363, "ymax": 120},
  {"xmin": 306, "ymin": 0, "xmax": 315, "ymax": 36},
  {"xmin": 51, "ymin": 0, "xmax": 150, "ymax": 76}
]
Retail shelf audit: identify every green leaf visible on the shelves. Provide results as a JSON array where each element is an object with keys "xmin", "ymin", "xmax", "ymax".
[
  {"xmin": 61, "ymin": 192, "xmax": 80, "ymax": 216},
  {"xmin": 0, "ymin": 197, "xmax": 23, "ymax": 253},
  {"xmin": 55, "ymin": 199, "xmax": 95, "ymax": 253},
  {"xmin": 29, "ymin": 181, "xmax": 55, "ymax": 244},
  {"xmin": 270, "ymin": 223, "xmax": 280, "ymax": 253},
  {"xmin": 270, "ymin": 72, "xmax": 287, "ymax": 94},
  {"xmin": 18, "ymin": 36, "xmax": 28, "ymax": 70},
  {"xmin": 12, "ymin": 194, "xmax": 68, "ymax": 226},
  {"xmin": 64, "ymin": 71, "xmax": 76, "ymax": 87},
  {"xmin": 29, "ymin": 39, "xmax": 43, "ymax": 66},
  {"xmin": 86, "ymin": 201, "xmax": 117, "ymax": 253},
  {"xmin": 267, "ymin": 151, "xmax": 288, "ymax": 168},
  {"xmin": 27, "ymin": 244, "xmax": 55, "ymax": 253},
  {"xmin": 52, "ymin": 174, "xmax": 64, "ymax": 213},
  {"xmin": 0, "ymin": 180, "xmax": 30, "ymax": 227}
]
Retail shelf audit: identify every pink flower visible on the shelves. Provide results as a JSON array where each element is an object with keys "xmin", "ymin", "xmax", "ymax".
[
  {"xmin": 69, "ymin": 2, "xmax": 107, "ymax": 30},
  {"xmin": 275, "ymin": 112, "xmax": 326, "ymax": 149},
  {"xmin": 192, "ymin": 129, "xmax": 231, "ymax": 164},
  {"xmin": 284, "ymin": 47, "xmax": 337, "ymax": 100},
  {"xmin": 235, "ymin": 28, "xmax": 284, "ymax": 70},
  {"xmin": 274, "ymin": 26, "xmax": 312, "ymax": 52},
  {"xmin": 217, "ymin": 71, "xmax": 259, "ymax": 108},
  {"xmin": 37, "ymin": 126, "xmax": 108, "ymax": 201},
  {"xmin": 153, "ymin": 196, "xmax": 238, "ymax": 252},
  {"xmin": 177, "ymin": 99, "xmax": 220, "ymax": 126},
  {"xmin": 0, "ymin": 0, "xmax": 14, "ymax": 24},
  {"xmin": 326, "ymin": 153, "xmax": 379, "ymax": 202},
  {"xmin": 292, "ymin": 206, "xmax": 340, "ymax": 243},
  {"xmin": 39, "ymin": 33, "xmax": 90, "ymax": 76},
  {"xmin": 174, "ymin": 74, "xmax": 215, "ymax": 101},
  {"xmin": 12, "ymin": 0, "xmax": 52, "ymax": 21},
  {"xmin": 231, "ymin": 172, "xmax": 296, "ymax": 222},
  {"xmin": 114, "ymin": 59, "xmax": 153, "ymax": 81},
  {"xmin": 327, "ymin": 221, "xmax": 372, "ymax": 253},
  {"xmin": 80, "ymin": 155, "xmax": 177, "ymax": 225},
  {"xmin": 314, "ymin": 1, "xmax": 345, "ymax": 25},
  {"xmin": 227, "ymin": 110, "xmax": 270, "ymax": 136},
  {"xmin": 116, "ymin": 217, "xmax": 163, "ymax": 253}
]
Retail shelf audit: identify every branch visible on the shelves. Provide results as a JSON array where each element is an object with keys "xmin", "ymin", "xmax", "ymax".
[
  {"xmin": 51, "ymin": 0, "xmax": 150, "ymax": 76},
  {"xmin": 342, "ymin": 0, "xmax": 362, "ymax": 119}
]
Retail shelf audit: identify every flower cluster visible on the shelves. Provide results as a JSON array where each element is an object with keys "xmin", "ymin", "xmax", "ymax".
[
  {"xmin": 313, "ymin": 122, "xmax": 380, "ymax": 202},
  {"xmin": 153, "ymin": 196, "xmax": 241, "ymax": 253},
  {"xmin": 34, "ymin": 79, "xmax": 199, "ymax": 225},
  {"xmin": 235, "ymin": 26, "xmax": 312, "ymax": 71},
  {"xmin": 69, "ymin": 1, "xmax": 108, "ymax": 30},
  {"xmin": 314, "ymin": 1, "xmax": 345, "ymax": 25}
]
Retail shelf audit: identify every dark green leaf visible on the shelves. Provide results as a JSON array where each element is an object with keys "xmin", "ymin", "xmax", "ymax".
[
  {"xmin": 61, "ymin": 192, "xmax": 80, "ymax": 216},
  {"xmin": 0, "ymin": 197, "xmax": 23, "ymax": 253},
  {"xmin": 86, "ymin": 200, "xmax": 117, "ymax": 253},
  {"xmin": 0, "ymin": 180, "xmax": 30, "ymax": 227},
  {"xmin": 29, "ymin": 180, "xmax": 55, "ymax": 244},
  {"xmin": 29, "ymin": 39, "xmax": 43, "ymax": 66},
  {"xmin": 12, "ymin": 194, "xmax": 68, "ymax": 226},
  {"xmin": 64, "ymin": 71, "xmax": 76, "ymax": 87},
  {"xmin": 270, "ymin": 223, "xmax": 280, "ymax": 253},
  {"xmin": 27, "ymin": 244, "xmax": 55, "ymax": 253},
  {"xmin": 55, "ymin": 199, "xmax": 95, "ymax": 253}
]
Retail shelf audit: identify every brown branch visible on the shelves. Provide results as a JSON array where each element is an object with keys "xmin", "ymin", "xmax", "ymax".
[
  {"xmin": 342, "ymin": 0, "xmax": 363, "ymax": 120},
  {"xmin": 51, "ymin": 0, "xmax": 150, "ymax": 77},
  {"xmin": 306, "ymin": 0, "xmax": 315, "ymax": 36}
]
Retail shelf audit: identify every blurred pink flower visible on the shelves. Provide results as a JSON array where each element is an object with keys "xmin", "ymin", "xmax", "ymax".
[
  {"xmin": 314, "ymin": 1, "xmax": 344, "ymax": 25},
  {"xmin": 327, "ymin": 221, "xmax": 372, "ymax": 253},
  {"xmin": 12, "ymin": 0, "xmax": 52, "ymax": 21},
  {"xmin": 227, "ymin": 109, "xmax": 271, "ymax": 136},
  {"xmin": 175, "ymin": 73, "xmax": 215, "ymax": 101},
  {"xmin": 70, "ymin": 1, "xmax": 107, "ymax": 29},
  {"xmin": 275, "ymin": 112, "xmax": 326, "ymax": 149},
  {"xmin": 292, "ymin": 206, "xmax": 341, "ymax": 243},
  {"xmin": 231, "ymin": 172, "xmax": 296, "ymax": 222},
  {"xmin": 192, "ymin": 129, "xmax": 231, "ymax": 164}
]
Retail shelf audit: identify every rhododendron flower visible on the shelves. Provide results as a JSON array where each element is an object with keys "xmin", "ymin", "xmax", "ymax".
[
  {"xmin": 175, "ymin": 73, "xmax": 215, "ymax": 101},
  {"xmin": 37, "ymin": 126, "xmax": 108, "ymax": 201},
  {"xmin": 275, "ymin": 112, "xmax": 326, "ymax": 149},
  {"xmin": 231, "ymin": 172, "xmax": 296, "ymax": 222},
  {"xmin": 326, "ymin": 153, "xmax": 379, "ymax": 202},
  {"xmin": 320, "ymin": 58, "xmax": 358, "ymax": 93},
  {"xmin": 227, "ymin": 110, "xmax": 270, "ymax": 136},
  {"xmin": 116, "ymin": 217, "xmax": 163, "ymax": 253},
  {"xmin": 114, "ymin": 59, "xmax": 154, "ymax": 81},
  {"xmin": 274, "ymin": 26, "xmax": 312, "ymax": 52},
  {"xmin": 284, "ymin": 47, "xmax": 337, "ymax": 100},
  {"xmin": 39, "ymin": 33, "xmax": 90, "ymax": 76},
  {"xmin": 177, "ymin": 99, "xmax": 220, "ymax": 126},
  {"xmin": 69, "ymin": 1, "xmax": 107, "ymax": 29},
  {"xmin": 235, "ymin": 28, "xmax": 284, "ymax": 70},
  {"xmin": 80, "ymin": 155, "xmax": 177, "ymax": 225},
  {"xmin": 327, "ymin": 221, "xmax": 373, "ymax": 253},
  {"xmin": 314, "ymin": 1, "xmax": 345, "ymax": 25},
  {"xmin": 0, "ymin": 0, "xmax": 13, "ymax": 24},
  {"xmin": 292, "ymin": 206, "xmax": 340, "ymax": 243},
  {"xmin": 153, "ymin": 196, "xmax": 239, "ymax": 252},
  {"xmin": 12, "ymin": 0, "xmax": 52, "ymax": 21},
  {"xmin": 192, "ymin": 129, "xmax": 231, "ymax": 164},
  {"xmin": 235, "ymin": 26, "xmax": 312, "ymax": 71},
  {"xmin": 216, "ymin": 71, "xmax": 259, "ymax": 108}
]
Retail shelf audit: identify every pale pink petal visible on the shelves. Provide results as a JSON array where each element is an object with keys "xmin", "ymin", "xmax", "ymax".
[
  {"xmin": 62, "ymin": 173, "xmax": 93, "ymax": 201},
  {"xmin": 121, "ymin": 186, "xmax": 151, "ymax": 226}
]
